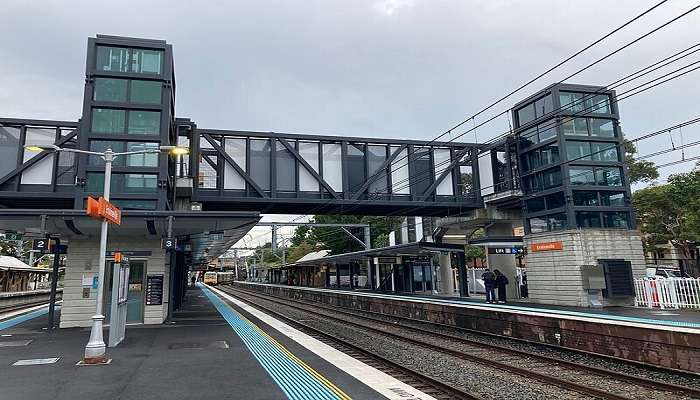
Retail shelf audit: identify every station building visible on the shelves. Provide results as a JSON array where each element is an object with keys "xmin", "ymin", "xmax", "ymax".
[{"xmin": 0, "ymin": 34, "xmax": 646, "ymax": 330}]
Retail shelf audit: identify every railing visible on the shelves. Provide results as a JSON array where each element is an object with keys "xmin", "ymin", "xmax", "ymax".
[{"xmin": 634, "ymin": 278, "xmax": 700, "ymax": 309}]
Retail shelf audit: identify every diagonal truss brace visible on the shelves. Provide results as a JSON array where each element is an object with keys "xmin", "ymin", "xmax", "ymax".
[{"xmin": 203, "ymin": 134, "xmax": 269, "ymax": 198}]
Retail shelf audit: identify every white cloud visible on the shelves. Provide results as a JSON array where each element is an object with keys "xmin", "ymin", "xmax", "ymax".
[{"xmin": 373, "ymin": 0, "xmax": 417, "ymax": 16}]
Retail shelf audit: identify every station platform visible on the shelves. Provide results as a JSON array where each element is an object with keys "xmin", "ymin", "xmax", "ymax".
[
  {"xmin": 0, "ymin": 284, "xmax": 437, "ymax": 400},
  {"xmin": 239, "ymin": 281, "xmax": 700, "ymax": 331},
  {"xmin": 236, "ymin": 281, "xmax": 700, "ymax": 373}
]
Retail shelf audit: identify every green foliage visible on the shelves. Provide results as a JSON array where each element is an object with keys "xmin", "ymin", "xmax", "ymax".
[
  {"xmin": 633, "ymin": 169, "xmax": 700, "ymax": 262},
  {"xmin": 308, "ymin": 215, "xmax": 403, "ymax": 255},
  {"xmin": 624, "ymin": 139, "xmax": 659, "ymax": 184}
]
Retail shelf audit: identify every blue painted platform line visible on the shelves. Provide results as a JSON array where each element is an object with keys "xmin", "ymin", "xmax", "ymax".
[
  {"xmin": 0, "ymin": 305, "xmax": 58, "ymax": 331},
  {"xmin": 200, "ymin": 284, "xmax": 352, "ymax": 400}
]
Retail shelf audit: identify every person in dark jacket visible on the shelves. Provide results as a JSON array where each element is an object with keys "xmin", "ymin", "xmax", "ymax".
[
  {"xmin": 481, "ymin": 268, "xmax": 496, "ymax": 303},
  {"xmin": 494, "ymin": 269, "xmax": 509, "ymax": 303}
]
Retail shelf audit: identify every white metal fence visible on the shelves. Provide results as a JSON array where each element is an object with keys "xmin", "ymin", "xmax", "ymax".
[{"xmin": 634, "ymin": 278, "xmax": 700, "ymax": 309}]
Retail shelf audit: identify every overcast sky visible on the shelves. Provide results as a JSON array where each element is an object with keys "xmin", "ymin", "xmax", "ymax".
[{"xmin": 2, "ymin": 0, "xmax": 699, "ymax": 247}]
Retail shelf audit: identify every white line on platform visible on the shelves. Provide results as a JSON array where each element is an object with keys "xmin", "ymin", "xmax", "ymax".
[
  {"xmin": 207, "ymin": 285, "xmax": 438, "ymax": 400},
  {"xmin": 0, "ymin": 302, "xmax": 60, "ymax": 322}
]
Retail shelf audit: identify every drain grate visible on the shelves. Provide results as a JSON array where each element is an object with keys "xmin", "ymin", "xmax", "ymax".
[
  {"xmin": 0, "ymin": 340, "xmax": 32, "ymax": 347},
  {"xmin": 13, "ymin": 357, "xmax": 59, "ymax": 366},
  {"xmin": 168, "ymin": 340, "xmax": 229, "ymax": 350}
]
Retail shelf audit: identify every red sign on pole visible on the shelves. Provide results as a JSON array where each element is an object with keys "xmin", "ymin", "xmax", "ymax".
[{"xmin": 86, "ymin": 197, "xmax": 122, "ymax": 225}]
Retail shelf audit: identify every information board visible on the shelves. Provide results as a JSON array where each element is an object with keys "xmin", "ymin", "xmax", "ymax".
[{"xmin": 145, "ymin": 275, "xmax": 164, "ymax": 306}]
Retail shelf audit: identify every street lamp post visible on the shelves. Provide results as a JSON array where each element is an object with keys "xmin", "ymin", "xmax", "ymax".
[{"xmin": 25, "ymin": 143, "xmax": 188, "ymax": 363}]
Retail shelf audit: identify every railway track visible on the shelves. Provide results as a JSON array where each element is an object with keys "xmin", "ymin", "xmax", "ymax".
[
  {"xmin": 221, "ymin": 285, "xmax": 700, "ymax": 400},
  {"xmin": 215, "ymin": 285, "xmax": 484, "ymax": 400},
  {"xmin": 0, "ymin": 300, "xmax": 49, "ymax": 317}
]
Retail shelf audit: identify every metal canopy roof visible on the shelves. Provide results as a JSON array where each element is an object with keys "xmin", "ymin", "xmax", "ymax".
[
  {"xmin": 272, "ymin": 242, "xmax": 465, "ymax": 269},
  {"xmin": 0, "ymin": 210, "xmax": 260, "ymax": 265}
]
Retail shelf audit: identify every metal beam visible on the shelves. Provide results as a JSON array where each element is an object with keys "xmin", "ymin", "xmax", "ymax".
[
  {"xmin": 202, "ymin": 134, "xmax": 269, "ymax": 198},
  {"xmin": 256, "ymin": 222, "xmax": 370, "ymax": 228},
  {"xmin": 277, "ymin": 138, "xmax": 339, "ymax": 199},
  {"xmin": 419, "ymin": 147, "xmax": 470, "ymax": 201},
  {"xmin": 351, "ymin": 144, "xmax": 407, "ymax": 200}
]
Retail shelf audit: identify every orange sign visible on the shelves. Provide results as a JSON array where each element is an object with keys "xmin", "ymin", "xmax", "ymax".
[
  {"xmin": 86, "ymin": 197, "xmax": 122, "ymax": 225},
  {"xmin": 531, "ymin": 241, "xmax": 563, "ymax": 252}
]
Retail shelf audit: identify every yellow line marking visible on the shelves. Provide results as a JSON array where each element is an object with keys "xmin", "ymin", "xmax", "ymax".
[{"xmin": 235, "ymin": 300, "xmax": 353, "ymax": 400}]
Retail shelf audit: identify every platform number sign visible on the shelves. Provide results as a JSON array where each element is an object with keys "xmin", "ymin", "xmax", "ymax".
[
  {"xmin": 162, "ymin": 237, "xmax": 176, "ymax": 250},
  {"xmin": 33, "ymin": 238, "xmax": 51, "ymax": 253}
]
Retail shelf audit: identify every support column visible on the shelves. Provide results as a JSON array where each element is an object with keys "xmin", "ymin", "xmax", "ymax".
[
  {"xmin": 437, "ymin": 253, "xmax": 455, "ymax": 296},
  {"xmin": 457, "ymin": 252, "xmax": 469, "ymax": 297}
]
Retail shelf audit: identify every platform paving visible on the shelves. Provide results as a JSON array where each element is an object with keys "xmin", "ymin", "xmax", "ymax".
[{"xmin": 0, "ymin": 286, "xmax": 384, "ymax": 400}]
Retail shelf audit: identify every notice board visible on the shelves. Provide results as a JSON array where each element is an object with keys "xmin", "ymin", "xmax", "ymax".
[{"xmin": 145, "ymin": 275, "xmax": 164, "ymax": 306}]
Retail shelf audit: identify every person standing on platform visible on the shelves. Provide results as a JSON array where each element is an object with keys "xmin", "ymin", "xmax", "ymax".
[
  {"xmin": 481, "ymin": 268, "xmax": 496, "ymax": 303},
  {"xmin": 494, "ymin": 269, "xmax": 509, "ymax": 303},
  {"xmin": 190, "ymin": 274, "xmax": 196, "ymax": 288}
]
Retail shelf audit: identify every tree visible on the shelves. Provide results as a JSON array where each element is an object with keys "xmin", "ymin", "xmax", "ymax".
[
  {"xmin": 624, "ymin": 139, "xmax": 659, "ymax": 184},
  {"xmin": 633, "ymin": 168, "xmax": 700, "ymax": 276}
]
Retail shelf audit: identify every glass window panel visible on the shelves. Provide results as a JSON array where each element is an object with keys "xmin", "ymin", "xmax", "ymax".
[
  {"xmin": 548, "ymin": 213, "xmax": 567, "ymax": 231},
  {"xmin": 520, "ymin": 153, "xmax": 530, "ymax": 172},
  {"xmin": 20, "ymin": 155, "xmax": 54, "ymax": 184},
  {"xmin": 601, "ymin": 191, "xmax": 626, "ymax": 206},
  {"xmin": 569, "ymin": 166, "xmax": 595, "ymax": 185},
  {"xmin": 589, "ymin": 119, "xmax": 615, "ymax": 137},
  {"xmin": 391, "ymin": 146, "xmax": 409, "ymax": 194},
  {"xmin": 367, "ymin": 145, "xmax": 388, "ymax": 195},
  {"xmin": 298, "ymin": 141, "xmax": 319, "ymax": 192},
  {"xmin": 458, "ymin": 165, "xmax": 473, "ymax": 196},
  {"xmin": 56, "ymin": 151, "xmax": 75, "ymax": 185},
  {"xmin": 541, "ymin": 167, "xmax": 562, "ymax": 189},
  {"xmin": 198, "ymin": 155, "xmax": 218, "ymax": 189},
  {"xmin": 322, "ymin": 143, "xmax": 342, "ymax": 192},
  {"xmin": 131, "ymin": 49, "xmax": 163, "ymax": 74},
  {"xmin": 0, "ymin": 126, "xmax": 20, "ymax": 177},
  {"xmin": 275, "ymin": 140, "xmax": 296, "ymax": 192},
  {"xmin": 94, "ymin": 78, "xmax": 127, "ymax": 102},
  {"xmin": 124, "ymin": 174, "xmax": 157, "ymax": 193},
  {"xmin": 539, "ymin": 145, "xmax": 559, "ymax": 167},
  {"xmin": 86, "ymin": 172, "xmax": 105, "ymax": 193},
  {"xmin": 527, "ymin": 150, "xmax": 540, "ymax": 170},
  {"xmin": 96, "ymin": 46, "xmax": 129, "ymax": 72},
  {"xmin": 545, "ymin": 192, "xmax": 565, "ymax": 209},
  {"xmin": 128, "ymin": 111, "xmax": 160, "ymax": 135},
  {"xmin": 126, "ymin": 142, "xmax": 159, "ymax": 167},
  {"xmin": 250, "ymin": 139, "xmax": 271, "ymax": 191},
  {"xmin": 111, "ymin": 199, "xmax": 156, "ymax": 210},
  {"xmin": 562, "ymin": 118, "xmax": 588, "ymax": 136},
  {"xmin": 529, "ymin": 217, "xmax": 548, "ymax": 233},
  {"xmin": 576, "ymin": 211, "xmax": 602, "ymax": 228},
  {"xmin": 519, "ymin": 127, "xmax": 538, "ymax": 148},
  {"xmin": 411, "ymin": 148, "xmax": 432, "ymax": 196},
  {"xmin": 23, "ymin": 128, "xmax": 55, "ymax": 162},
  {"xmin": 537, "ymin": 122, "xmax": 557, "ymax": 141},
  {"xmin": 595, "ymin": 167, "xmax": 622, "ymax": 186},
  {"xmin": 573, "ymin": 191, "xmax": 599, "ymax": 206},
  {"xmin": 200, "ymin": 135, "xmax": 216, "ymax": 149},
  {"xmin": 433, "ymin": 148, "xmax": 453, "ymax": 196},
  {"xmin": 559, "ymin": 91, "xmax": 585, "ymax": 112},
  {"xmin": 224, "ymin": 137, "xmax": 246, "ymax": 190},
  {"xmin": 89, "ymin": 141, "xmax": 126, "ymax": 166},
  {"xmin": 92, "ymin": 108, "xmax": 125, "ymax": 134},
  {"xmin": 347, "ymin": 144, "xmax": 366, "ymax": 194},
  {"xmin": 604, "ymin": 212, "xmax": 630, "ymax": 229},
  {"xmin": 177, "ymin": 136, "xmax": 190, "ymax": 177},
  {"xmin": 566, "ymin": 141, "xmax": 591, "ymax": 161},
  {"xmin": 587, "ymin": 94, "xmax": 611, "ymax": 114},
  {"xmin": 526, "ymin": 197, "xmax": 546, "ymax": 212},
  {"xmin": 517, "ymin": 104, "xmax": 535, "ymax": 126},
  {"xmin": 130, "ymin": 80, "xmax": 161, "ymax": 104},
  {"xmin": 590, "ymin": 142, "xmax": 619, "ymax": 162},
  {"xmin": 534, "ymin": 96, "xmax": 547, "ymax": 119}
]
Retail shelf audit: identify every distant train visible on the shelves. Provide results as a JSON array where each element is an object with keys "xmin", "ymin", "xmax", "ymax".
[{"xmin": 203, "ymin": 271, "xmax": 235, "ymax": 286}]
